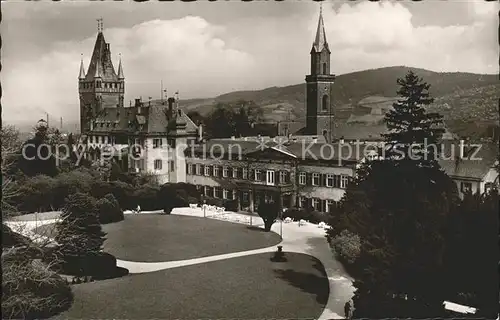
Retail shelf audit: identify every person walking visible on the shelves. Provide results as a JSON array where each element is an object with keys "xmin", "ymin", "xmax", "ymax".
[
  {"xmin": 136, "ymin": 205, "xmax": 141, "ymax": 214},
  {"xmin": 344, "ymin": 301, "xmax": 352, "ymax": 319}
]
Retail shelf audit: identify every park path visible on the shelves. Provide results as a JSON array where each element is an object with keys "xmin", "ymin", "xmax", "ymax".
[{"xmin": 5, "ymin": 208, "xmax": 355, "ymax": 320}]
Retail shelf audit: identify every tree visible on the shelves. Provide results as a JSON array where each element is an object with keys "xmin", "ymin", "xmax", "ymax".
[
  {"xmin": 328, "ymin": 72, "xmax": 460, "ymax": 318},
  {"xmin": 257, "ymin": 201, "xmax": 280, "ymax": 232},
  {"xmin": 18, "ymin": 121, "xmax": 58, "ymax": 177},
  {"xmin": 158, "ymin": 183, "xmax": 200, "ymax": 214},
  {"xmin": 443, "ymin": 190, "xmax": 499, "ymax": 317},
  {"xmin": 55, "ymin": 193, "xmax": 106, "ymax": 263},
  {"xmin": 186, "ymin": 110, "xmax": 204, "ymax": 126},
  {"xmin": 203, "ymin": 100, "xmax": 263, "ymax": 138},
  {"xmin": 382, "ymin": 70, "xmax": 445, "ymax": 168}
]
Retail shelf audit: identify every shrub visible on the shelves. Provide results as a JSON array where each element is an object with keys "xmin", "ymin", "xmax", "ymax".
[
  {"xmin": 96, "ymin": 196, "xmax": 123, "ymax": 224},
  {"xmin": 2, "ymin": 251, "xmax": 73, "ymax": 319},
  {"xmin": 257, "ymin": 201, "xmax": 280, "ymax": 232},
  {"xmin": 223, "ymin": 199, "xmax": 239, "ymax": 212},
  {"xmin": 205, "ymin": 197, "xmax": 224, "ymax": 207},
  {"xmin": 109, "ymin": 181, "xmax": 135, "ymax": 210},
  {"xmin": 52, "ymin": 170, "xmax": 93, "ymax": 209},
  {"xmin": 133, "ymin": 184, "xmax": 161, "ymax": 211},
  {"xmin": 55, "ymin": 193, "xmax": 106, "ymax": 263},
  {"xmin": 309, "ymin": 211, "xmax": 329, "ymax": 224},
  {"xmin": 90, "ymin": 180, "xmax": 113, "ymax": 199},
  {"xmin": 283, "ymin": 208, "xmax": 308, "ymax": 221},
  {"xmin": 14, "ymin": 175, "xmax": 57, "ymax": 213},
  {"xmin": 330, "ymin": 229, "xmax": 361, "ymax": 264},
  {"xmin": 158, "ymin": 183, "xmax": 200, "ymax": 214}
]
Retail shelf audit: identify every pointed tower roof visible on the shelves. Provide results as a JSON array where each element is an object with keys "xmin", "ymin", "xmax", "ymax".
[
  {"xmin": 312, "ymin": 7, "xmax": 329, "ymax": 53},
  {"xmin": 79, "ymin": 55, "xmax": 86, "ymax": 79},
  {"xmin": 117, "ymin": 54, "xmax": 124, "ymax": 79},
  {"xmin": 85, "ymin": 30, "xmax": 119, "ymax": 81}
]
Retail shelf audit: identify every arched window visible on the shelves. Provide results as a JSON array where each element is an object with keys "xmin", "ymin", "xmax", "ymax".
[
  {"xmin": 322, "ymin": 63, "xmax": 327, "ymax": 74},
  {"xmin": 322, "ymin": 95, "xmax": 329, "ymax": 112}
]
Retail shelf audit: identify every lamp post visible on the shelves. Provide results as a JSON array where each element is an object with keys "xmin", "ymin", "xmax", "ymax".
[
  {"xmin": 280, "ymin": 208, "xmax": 285, "ymax": 240},
  {"xmin": 203, "ymin": 199, "xmax": 206, "ymax": 218}
]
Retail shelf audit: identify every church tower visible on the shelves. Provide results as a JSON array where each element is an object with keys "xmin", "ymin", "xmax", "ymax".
[
  {"xmin": 79, "ymin": 19, "xmax": 124, "ymax": 134},
  {"xmin": 305, "ymin": 8, "xmax": 336, "ymax": 142}
]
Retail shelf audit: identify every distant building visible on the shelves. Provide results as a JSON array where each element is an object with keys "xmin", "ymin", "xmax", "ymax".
[
  {"xmin": 438, "ymin": 140, "xmax": 499, "ymax": 198},
  {"xmin": 304, "ymin": 8, "xmax": 336, "ymax": 142},
  {"xmin": 78, "ymin": 26, "xmax": 199, "ymax": 184}
]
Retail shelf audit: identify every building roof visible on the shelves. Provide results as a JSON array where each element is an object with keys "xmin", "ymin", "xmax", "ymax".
[
  {"xmin": 117, "ymin": 56, "xmax": 124, "ymax": 79},
  {"xmin": 312, "ymin": 9, "xmax": 329, "ymax": 53},
  {"xmin": 438, "ymin": 140, "xmax": 499, "ymax": 180},
  {"xmin": 188, "ymin": 138, "xmax": 377, "ymax": 164},
  {"xmin": 78, "ymin": 59, "xmax": 86, "ymax": 80},
  {"xmin": 88, "ymin": 101, "xmax": 198, "ymax": 135},
  {"xmin": 85, "ymin": 32, "xmax": 119, "ymax": 82}
]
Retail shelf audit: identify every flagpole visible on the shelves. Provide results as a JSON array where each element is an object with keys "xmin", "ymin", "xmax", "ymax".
[{"xmin": 161, "ymin": 80, "xmax": 163, "ymax": 104}]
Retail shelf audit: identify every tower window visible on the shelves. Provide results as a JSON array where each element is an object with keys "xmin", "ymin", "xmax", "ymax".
[
  {"xmin": 322, "ymin": 63, "xmax": 327, "ymax": 74},
  {"xmin": 322, "ymin": 95, "xmax": 329, "ymax": 112}
]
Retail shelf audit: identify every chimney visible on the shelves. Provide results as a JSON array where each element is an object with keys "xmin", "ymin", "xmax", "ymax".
[
  {"xmin": 459, "ymin": 139, "xmax": 465, "ymax": 159},
  {"xmin": 198, "ymin": 124, "xmax": 203, "ymax": 141},
  {"xmin": 167, "ymin": 97, "xmax": 175, "ymax": 112}
]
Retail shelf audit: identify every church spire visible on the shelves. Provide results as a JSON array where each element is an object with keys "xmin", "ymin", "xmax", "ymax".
[
  {"xmin": 79, "ymin": 54, "xmax": 86, "ymax": 79},
  {"xmin": 117, "ymin": 53, "xmax": 124, "ymax": 79},
  {"xmin": 312, "ymin": 6, "xmax": 329, "ymax": 53}
]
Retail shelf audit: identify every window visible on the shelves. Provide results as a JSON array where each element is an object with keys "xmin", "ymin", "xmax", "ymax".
[
  {"xmin": 223, "ymin": 189, "xmax": 229, "ymax": 200},
  {"xmin": 299, "ymin": 172, "xmax": 306, "ymax": 185},
  {"xmin": 461, "ymin": 181, "xmax": 472, "ymax": 193},
  {"xmin": 255, "ymin": 169, "xmax": 261, "ymax": 181},
  {"xmin": 322, "ymin": 95, "xmax": 328, "ymax": 112},
  {"xmin": 280, "ymin": 171, "xmax": 288, "ymax": 184},
  {"xmin": 340, "ymin": 175, "xmax": 349, "ymax": 189},
  {"xmin": 242, "ymin": 168, "xmax": 248, "ymax": 179},
  {"xmin": 223, "ymin": 166, "xmax": 229, "ymax": 178},
  {"xmin": 204, "ymin": 165, "xmax": 211, "ymax": 176},
  {"xmin": 266, "ymin": 170, "xmax": 275, "ymax": 185},
  {"xmin": 312, "ymin": 198, "xmax": 320, "ymax": 211},
  {"xmin": 168, "ymin": 139, "xmax": 176, "ymax": 148},
  {"xmin": 169, "ymin": 160, "xmax": 175, "ymax": 172},
  {"xmin": 298, "ymin": 196, "xmax": 305, "ymax": 208},
  {"xmin": 326, "ymin": 200, "xmax": 335, "ymax": 213},
  {"xmin": 187, "ymin": 164, "xmax": 193, "ymax": 175},
  {"xmin": 322, "ymin": 63, "xmax": 327, "ymax": 74},
  {"xmin": 232, "ymin": 168, "xmax": 238, "ymax": 178},
  {"xmin": 196, "ymin": 164, "xmax": 201, "ymax": 175},
  {"xmin": 90, "ymin": 136, "xmax": 94, "ymax": 143},
  {"xmin": 153, "ymin": 138, "xmax": 162, "ymax": 148},
  {"xmin": 204, "ymin": 186, "xmax": 211, "ymax": 197},
  {"xmin": 326, "ymin": 174, "xmax": 334, "ymax": 187},
  {"xmin": 154, "ymin": 159, "xmax": 162, "ymax": 170},
  {"xmin": 214, "ymin": 187, "xmax": 222, "ymax": 199},
  {"xmin": 213, "ymin": 166, "xmax": 220, "ymax": 177},
  {"xmin": 333, "ymin": 175, "xmax": 341, "ymax": 188},
  {"xmin": 312, "ymin": 173, "xmax": 320, "ymax": 186}
]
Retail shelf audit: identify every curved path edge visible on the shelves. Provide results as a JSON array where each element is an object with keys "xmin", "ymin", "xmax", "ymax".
[{"xmin": 5, "ymin": 208, "xmax": 353, "ymax": 319}]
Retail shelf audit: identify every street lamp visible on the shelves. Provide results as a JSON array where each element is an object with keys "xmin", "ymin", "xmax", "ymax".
[
  {"xmin": 280, "ymin": 208, "xmax": 285, "ymax": 239},
  {"xmin": 203, "ymin": 199, "xmax": 207, "ymax": 218}
]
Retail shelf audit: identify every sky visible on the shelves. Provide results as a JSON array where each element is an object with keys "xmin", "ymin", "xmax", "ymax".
[{"xmin": 2, "ymin": 0, "xmax": 498, "ymax": 126}]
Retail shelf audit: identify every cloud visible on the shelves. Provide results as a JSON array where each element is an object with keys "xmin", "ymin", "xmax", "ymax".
[
  {"xmin": 313, "ymin": 1, "xmax": 498, "ymax": 74},
  {"xmin": 2, "ymin": 16, "xmax": 255, "ymax": 124},
  {"xmin": 2, "ymin": 1, "xmax": 497, "ymax": 126}
]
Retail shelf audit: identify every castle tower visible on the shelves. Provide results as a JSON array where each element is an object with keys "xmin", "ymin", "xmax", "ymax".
[
  {"xmin": 78, "ymin": 20, "xmax": 124, "ymax": 134},
  {"xmin": 305, "ymin": 7, "xmax": 336, "ymax": 142}
]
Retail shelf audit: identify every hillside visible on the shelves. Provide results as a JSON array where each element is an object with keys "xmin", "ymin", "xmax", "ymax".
[{"xmin": 180, "ymin": 66, "xmax": 499, "ymax": 140}]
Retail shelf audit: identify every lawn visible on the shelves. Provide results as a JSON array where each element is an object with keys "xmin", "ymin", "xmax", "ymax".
[
  {"xmin": 34, "ymin": 214, "xmax": 282, "ymax": 262},
  {"xmin": 52, "ymin": 252, "xmax": 329, "ymax": 319}
]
